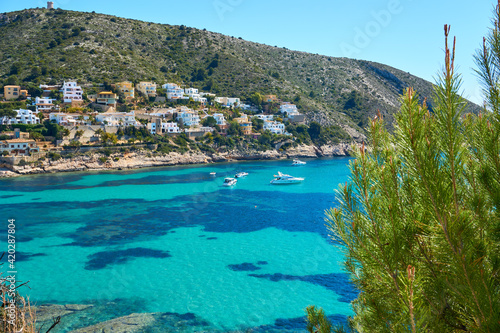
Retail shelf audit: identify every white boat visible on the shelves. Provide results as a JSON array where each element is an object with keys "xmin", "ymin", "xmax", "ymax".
[
  {"xmin": 223, "ymin": 177, "xmax": 237, "ymax": 186},
  {"xmin": 292, "ymin": 159, "xmax": 306, "ymax": 165},
  {"xmin": 270, "ymin": 171, "xmax": 304, "ymax": 185},
  {"xmin": 210, "ymin": 172, "xmax": 216, "ymax": 176},
  {"xmin": 235, "ymin": 172, "xmax": 248, "ymax": 178}
]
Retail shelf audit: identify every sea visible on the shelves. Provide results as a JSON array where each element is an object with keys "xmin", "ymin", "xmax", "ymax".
[{"xmin": 0, "ymin": 157, "xmax": 357, "ymax": 332}]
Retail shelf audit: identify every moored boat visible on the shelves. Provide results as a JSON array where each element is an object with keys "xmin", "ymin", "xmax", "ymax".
[
  {"xmin": 292, "ymin": 159, "xmax": 306, "ymax": 165},
  {"xmin": 223, "ymin": 177, "xmax": 237, "ymax": 186},
  {"xmin": 235, "ymin": 172, "xmax": 249, "ymax": 178},
  {"xmin": 270, "ymin": 171, "xmax": 304, "ymax": 185}
]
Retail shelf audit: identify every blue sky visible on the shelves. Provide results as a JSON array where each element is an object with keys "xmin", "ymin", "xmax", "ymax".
[{"xmin": 4, "ymin": 0, "xmax": 495, "ymax": 104}]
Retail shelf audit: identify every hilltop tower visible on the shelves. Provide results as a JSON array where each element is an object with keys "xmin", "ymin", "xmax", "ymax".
[{"xmin": 47, "ymin": 1, "xmax": 54, "ymax": 9}]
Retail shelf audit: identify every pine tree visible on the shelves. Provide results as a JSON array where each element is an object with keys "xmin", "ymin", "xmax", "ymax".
[{"xmin": 314, "ymin": 5, "xmax": 500, "ymax": 332}]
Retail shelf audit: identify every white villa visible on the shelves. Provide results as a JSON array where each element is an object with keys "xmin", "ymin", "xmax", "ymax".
[
  {"xmin": 177, "ymin": 109, "xmax": 200, "ymax": 127},
  {"xmin": 184, "ymin": 88, "xmax": 198, "ymax": 95},
  {"xmin": 279, "ymin": 102, "xmax": 300, "ymax": 117},
  {"xmin": 263, "ymin": 120, "xmax": 287, "ymax": 135},
  {"xmin": 95, "ymin": 112, "xmax": 139, "ymax": 127},
  {"xmin": 212, "ymin": 113, "xmax": 227, "ymax": 126},
  {"xmin": 162, "ymin": 83, "xmax": 209, "ymax": 103},
  {"xmin": 35, "ymin": 96, "xmax": 58, "ymax": 112},
  {"xmin": 1, "ymin": 109, "xmax": 40, "ymax": 125},
  {"xmin": 163, "ymin": 83, "xmax": 187, "ymax": 100},
  {"xmin": 0, "ymin": 138, "xmax": 40, "ymax": 156},
  {"xmin": 62, "ymin": 81, "xmax": 83, "ymax": 103},
  {"xmin": 184, "ymin": 87, "xmax": 207, "ymax": 104},
  {"xmin": 147, "ymin": 121, "xmax": 180, "ymax": 135}
]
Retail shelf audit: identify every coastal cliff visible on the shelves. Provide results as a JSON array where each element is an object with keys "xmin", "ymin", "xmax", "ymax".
[{"xmin": 1, "ymin": 143, "xmax": 352, "ymax": 177}]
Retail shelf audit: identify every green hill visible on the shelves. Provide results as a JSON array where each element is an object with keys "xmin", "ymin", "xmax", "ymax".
[{"xmin": 0, "ymin": 8, "xmax": 480, "ymax": 139}]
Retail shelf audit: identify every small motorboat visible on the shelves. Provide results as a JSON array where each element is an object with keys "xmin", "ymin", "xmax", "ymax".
[
  {"xmin": 210, "ymin": 172, "xmax": 217, "ymax": 176},
  {"xmin": 223, "ymin": 177, "xmax": 237, "ymax": 186},
  {"xmin": 235, "ymin": 172, "xmax": 249, "ymax": 178},
  {"xmin": 270, "ymin": 171, "xmax": 304, "ymax": 185},
  {"xmin": 292, "ymin": 159, "xmax": 306, "ymax": 165}
]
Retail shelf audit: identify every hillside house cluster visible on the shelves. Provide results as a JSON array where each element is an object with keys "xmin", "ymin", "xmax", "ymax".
[
  {"xmin": 1, "ymin": 77, "xmax": 303, "ymax": 146},
  {"xmin": 162, "ymin": 83, "xmax": 214, "ymax": 104}
]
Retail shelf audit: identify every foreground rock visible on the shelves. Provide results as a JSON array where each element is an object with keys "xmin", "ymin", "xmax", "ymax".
[
  {"xmin": 34, "ymin": 303, "xmax": 94, "ymax": 322},
  {"xmin": 69, "ymin": 313, "xmax": 156, "ymax": 333}
]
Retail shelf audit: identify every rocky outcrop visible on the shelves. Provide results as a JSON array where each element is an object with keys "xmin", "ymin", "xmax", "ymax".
[
  {"xmin": 284, "ymin": 144, "xmax": 319, "ymax": 158},
  {"xmin": 32, "ymin": 304, "xmax": 214, "ymax": 333},
  {"xmin": 8, "ymin": 143, "xmax": 353, "ymax": 177},
  {"xmin": 0, "ymin": 167, "xmax": 18, "ymax": 178},
  {"xmin": 70, "ymin": 313, "xmax": 156, "ymax": 333},
  {"xmin": 319, "ymin": 143, "xmax": 352, "ymax": 156},
  {"xmin": 34, "ymin": 303, "xmax": 93, "ymax": 322}
]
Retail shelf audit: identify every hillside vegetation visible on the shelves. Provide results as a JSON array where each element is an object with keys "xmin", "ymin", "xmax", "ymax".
[{"xmin": 0, "ymin": 8, "xmax": 479, "ymax": 138}]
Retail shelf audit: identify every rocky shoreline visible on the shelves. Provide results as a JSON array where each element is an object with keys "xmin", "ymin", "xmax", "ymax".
[
  {"xmin": 33, "ymin": 302, "xmax": 313, "ymax": 332},
  {"xmin": 1, "ymin": 143, "xmax": 353, "ymax": 178}
]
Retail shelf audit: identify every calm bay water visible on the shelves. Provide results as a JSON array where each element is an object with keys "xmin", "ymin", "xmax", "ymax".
[{"xmin": 0, "ymin": 157, "xmax": 356, "ymax": 332}]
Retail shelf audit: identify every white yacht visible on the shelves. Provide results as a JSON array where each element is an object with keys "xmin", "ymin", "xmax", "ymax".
[
  {"xmin": 270, "ymin": 171, "xmax": 304, "ymax": 185},
  {"xmin": 292, "ymin": 159, "xmax": 306, "ymax": 165},
  {"xmin": 235, "ymin": 172, "xmax": 249, "ymax": 178},
  {"xmin": 223, "ymin": 177, "xmax": 237, "ymax": 186},
  {"xmin": 210, "ymin": 172, "xmax": 217, "ymax": 176}
]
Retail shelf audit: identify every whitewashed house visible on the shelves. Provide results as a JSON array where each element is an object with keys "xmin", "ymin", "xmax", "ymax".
[
  {"xmin": 49, "ymin": 113, "xmax": 80, "ymax": 126},
  {"xmin": 148, "ymin": 121, "xmax": 180, "ymax": 135},
  {"xmin": 184, "ymin": 88, "xmax": 198, "ymax": 95},
  {"xmin": 212, "ymin": 113, "xmax": 227, "ymax": 126},
  {"xmin": 62, "ymin": 81, "xmax": 84, "ymax": 103},
  {"xmin": 0, "ymin": 138, "xmax": 40, "ymax": 156},
  {"xmin": 177, "ymin": 109, "xmax": 200, "ymax": 127},
  {"xmin": 279, "ymin": 102, "xmax": 300, "ymax": 117},
  {"xmin": 35, "ymin": 96, "xmax": 58, "ymax": 112},
  {"xmin": 1, "ymin": 109, "xmax": 40, "ymax": 125},
  {"xmin": 263, "ymin": 120, "xmax": 287, "ymax": 135},
  {"xmin": 163, "ymin": 83, "xmax": 187, "ymax": 100},
  {"xmin": 184, "ymin": 87, "xmax": 207, "ymax": 103}
]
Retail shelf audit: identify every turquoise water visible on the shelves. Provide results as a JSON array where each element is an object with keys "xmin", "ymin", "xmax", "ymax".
[{"xmin": 0, "ymin": 157, "xmax": 356, "ymax": 331}]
